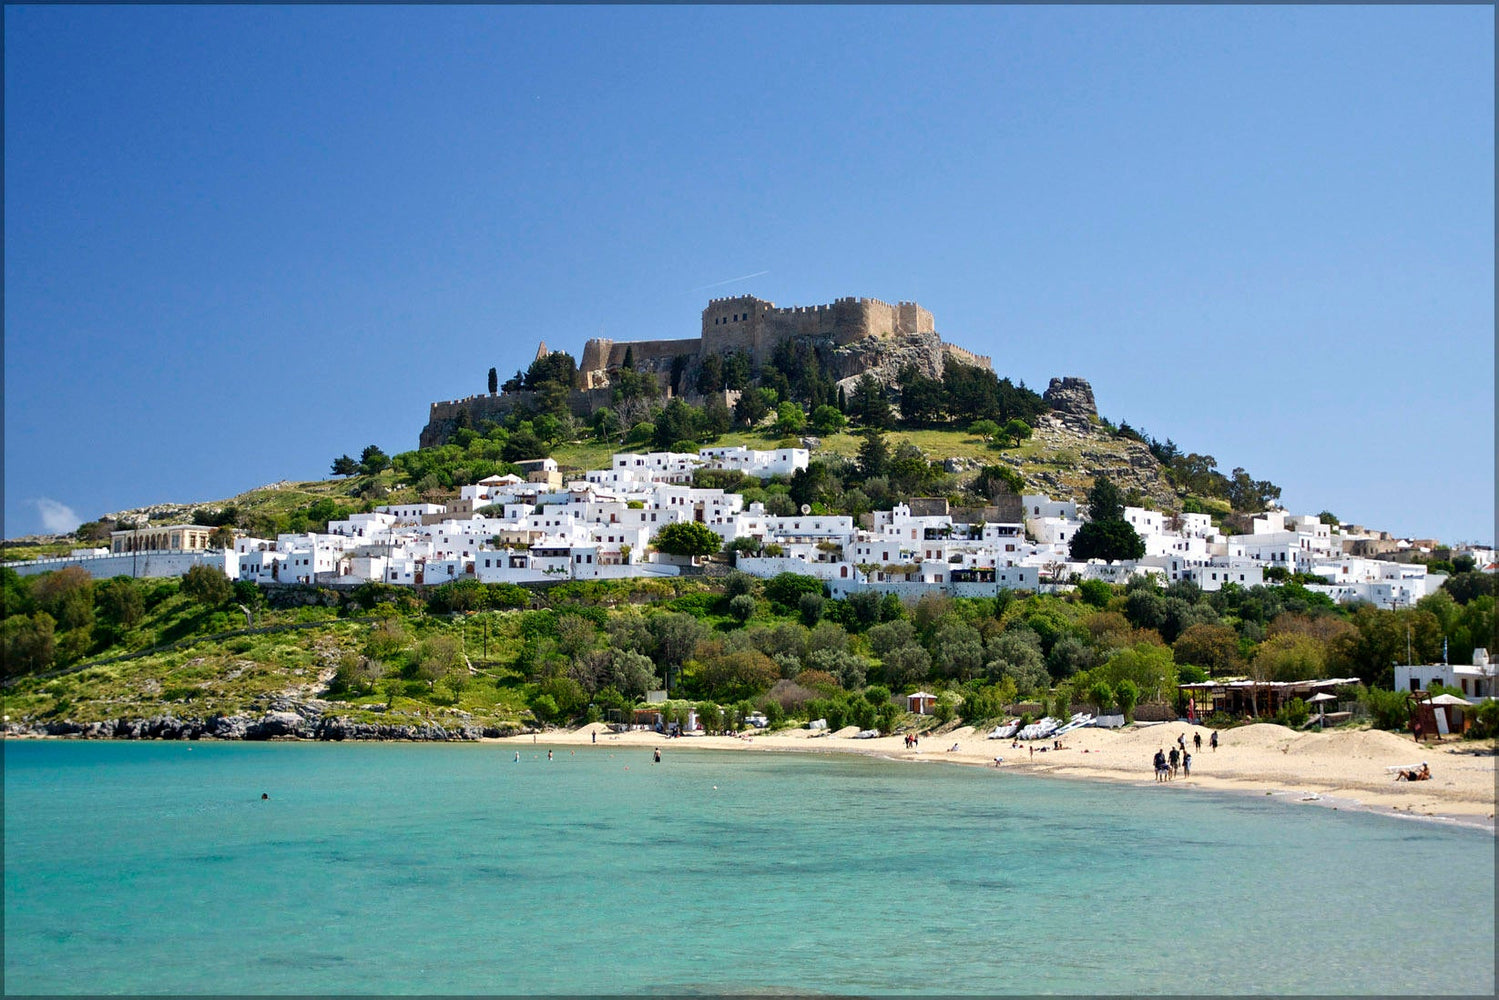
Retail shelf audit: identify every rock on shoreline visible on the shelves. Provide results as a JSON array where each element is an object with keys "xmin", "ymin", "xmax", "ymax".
[{"xmin": 4, "ymin": 697, "xmax": 523, "ymax": 742}]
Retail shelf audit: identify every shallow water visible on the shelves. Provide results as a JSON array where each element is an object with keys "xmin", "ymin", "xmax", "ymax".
[{"xmin": 4, "ymin": 740, "xmax": 1493, "ymax": 994}]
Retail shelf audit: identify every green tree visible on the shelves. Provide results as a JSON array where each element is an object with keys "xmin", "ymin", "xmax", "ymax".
[
  {"xmin": 856, "ymin": 426, "xmax": 889, "ymax": 479},
  {"xmin": 2, "ymin": 611, "xmax": 56, "ymax": 675},
  {"xmin": 1252, "ymin": 632, "xmax": 1326, "ymax": 682},
  {"xmin": 180, "ymin": 565, "xmax": 232, "ymax": 607},
  {"xmin": 1114, "ymin": 678, "xmax": 1140, "ymax": 723},
  {"xmin": 774, "ymin": 401, "xmax": 806, "ymax": 436},
  {"xmin": 809, "ymin": 404, "xmax": 847, "ymax": 436},
  {"xmin": 523, "ymin": 351, "xmax": 577, "ymax": 391},
  {"xmin": 32, "ymin": 566, "xmax": 95, "ymax": 632},
  {"xmin": 1087, "ymin": 680, "xmax": 1115, "ymax": 715},
  {"xmin": 734, "ymin": 387, "xmax": 770, "ymax": 428},
  {"xmin": 1173, "ymin": 622, "xmax": 1243, "ymax": 676},
  {"xmin": 1225, "ymin": 467, "xmax": 1282, "ymax": 513},
  {"xmin": 763, "ymin": 573, "xmax": 825, "ymax": 612},
  {"xmin": 653, "ymin": 399, "xmax": 703, "ymax": 451},
  {"xmin": 1077, "ymin": 579, "xmax": 1113, "ymax": 609},
  {"xmin": 1085, "ymin": 474, "xmax": 1126, "ymax": 522},
  {"xmin": 331, "ymin": 454, "xmax": 359, "ymax": 477},
  {"xmin": 653, "ymin": 521, "xmax": 722, "ymax": 559},
  {"xmin": 897, "ymin": 365, "xmax": 946, "ymax": 426},
  {"xmin": 1069, "ymin": 520, "xmax": 1146, "ymax": 563},
  {"xmin": 488, "ymin": 367, "xmax": 499, "ymax": 394},
  {"xmin": 728, "ymin": 594, "xmax": 757, "ymax": 623},
  {"xmin": 973, "ymin": 465, "xmax": 1023, "ymax": 503},
  {"xmin": 968, "ymin": 419, "xmax": 1001, "ymax": 444},
  {"xmin": 96, "ymin": 577, "xmax": 145, "ymax": 629},
  {"xmin": 695, "ymin": 353, "xmax": 724, "ymax": 394},
  {"xmin": 417, "ymin": 634, "xmax": 464, "ymax": 691},
  {"xmin": 1097, "ymin": 643, "xmax": 1177, "ymax": 704},
  {"xmin": 1001, "ymin": 418, "xmax": 1033, "ymax": 448},
  {"xmin": 359, "ymin": 445, "xmax": 391, "ymax": 476},
  {"xmin": 650, "ymin": 613, "xmax": 709, "ymax": 683},
  {"xmin": 852, "ymin": 374, "xmax": 892, "ymax": 428},
  {"xmin": 702, "ymin": 395, "xmax": 733, "ymax": 438}
]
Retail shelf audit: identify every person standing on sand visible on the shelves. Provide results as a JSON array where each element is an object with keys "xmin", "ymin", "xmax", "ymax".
[
  {"xmin": 1153, "ymin": 748, "xmax": 1167, "ymax": 781},
  {"xmin": 1168, "ymin": 746, "xmax": 1179, "ymax": 778},
  {"xmin": 1181, "ymin": 750, "xmax": 1191, "ymax": 777},
  {"xmin": 592, "ymin": 731, "xmax": 596, "ymax": 744},
  {"xmin": 1194, "ymin": 732, "xmax": 1202, "ymax": 752},
  {"xmin": 1210, "ymin": 730, "xmax": 1219, "ymax": 751},
  {"xmin": 1178, "ymin": 733, "xmax": 1186, "ymax": 752}
]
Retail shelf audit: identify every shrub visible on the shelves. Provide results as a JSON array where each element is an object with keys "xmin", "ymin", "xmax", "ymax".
[
  {"xmin": 181, "ymin": 565, "xmax": 232, "ymax": 607},
  {"xmin": 1280, "ymin": 697, "xmax": 1310, "ymax": 729},
  {"xmin": 1468, "ymin": 699, "xmax": 1499, "ymax": 739},
  {"xmin": 763, "ymin": 573, "xmax": 825, "ymax": 611},
  {"xmin": 1077, "ymin": 579, "xmax": 1112, "ymax": 609},
  {"xmin": 723, "ymin": 572, "xmax": 755, "ymax": 600},
  {"xmin": 728, "ymin": 594, "xmax": 757, "ymax": 623},
  {"xmin": 798, "ymin": 592, "xmax": 825, "ymax": 627},
  {"xmin": 1362, "ymin": 687, "xmax": 1411, "ymax": 731}
]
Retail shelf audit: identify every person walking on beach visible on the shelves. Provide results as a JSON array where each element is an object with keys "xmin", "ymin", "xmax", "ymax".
[
  {"xmin": 1194, "ymin": 731, "xmax": 1202, "ymax": 752},
  {"xmin": 1177, "ymin": 733, "xmax": 1186, "ymax": 752},
  {"xmin": 1181, "ymin": 750, "xmax": 1191, "ymax": 777},
  {"xmin": 1153, "ymin": 748, "xmax": 1167, "ymax": 781},
  {"xmin": 592, "ymin": 731, "xmax": 596, "ymax": 744},
  {"xmin": 1210, "ymin": 730, "xmax": 1219, "ymax": 751},
  {"xmin": 1168, "ymin": 746, "xmax": 1180, "ymax": 779}
]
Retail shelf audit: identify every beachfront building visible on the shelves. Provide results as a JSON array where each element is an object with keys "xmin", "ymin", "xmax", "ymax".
[{"xmin": 1394, "ymin": 649, "xmax": 1497, "ymax": 703}]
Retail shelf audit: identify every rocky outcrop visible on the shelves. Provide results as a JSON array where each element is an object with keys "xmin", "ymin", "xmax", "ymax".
[
  {"xmin": 1043, "ymin": 377, "xmax": 1097, "ymax": 432},
  {"xmin": 827, "ymin": 329, "xmax": 948, "ymax": 390}
]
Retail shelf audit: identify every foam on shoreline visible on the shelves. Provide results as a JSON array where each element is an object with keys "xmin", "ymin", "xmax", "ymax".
[{"xmin": 492, "ymin": 722, "xmax": 1498, "ymax": 834}]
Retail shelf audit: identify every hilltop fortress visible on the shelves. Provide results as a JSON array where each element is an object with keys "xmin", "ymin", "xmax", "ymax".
[{"xmin": 421, "ymin": 294, "xmax": 992, "ymax": 448}]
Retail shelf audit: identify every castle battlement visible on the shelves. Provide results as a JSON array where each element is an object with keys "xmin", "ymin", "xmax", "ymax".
[{"xmin": 422, "ymin": 293, "xmax": 991, "ymax": 449}]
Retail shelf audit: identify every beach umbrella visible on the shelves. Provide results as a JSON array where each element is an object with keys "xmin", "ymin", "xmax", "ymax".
[{"xmin": 1307, "ymin": 691, "xmax": 1337, "ymax": 727}]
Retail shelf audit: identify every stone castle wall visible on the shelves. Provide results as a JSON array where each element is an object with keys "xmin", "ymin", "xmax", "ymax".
[
  {"xmin": 941, "ymin": 342, "xmax": 992, "ymax": 369},
  {"xmin": 699, "ymin": 295, "xmax": 934, "ymax": 365},
  {"xmin": 579, "ymin": 336, "xmax": 700, "ymax": 382}
]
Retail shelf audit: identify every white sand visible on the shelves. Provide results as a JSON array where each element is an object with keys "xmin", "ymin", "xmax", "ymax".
[{"xmin": 495, "ymin": 722, "xmax": 1497, "ymax": 831}]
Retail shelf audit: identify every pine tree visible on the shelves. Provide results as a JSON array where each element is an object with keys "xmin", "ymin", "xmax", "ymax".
[{"xmin": 488, "ymin": 367, "xmax": 498, "ymax": 394}]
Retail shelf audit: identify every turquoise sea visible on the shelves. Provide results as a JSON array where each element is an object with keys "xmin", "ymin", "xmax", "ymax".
[{"xmin": 4, "ymin": 740, "xmax": 1494, "ymax": 995}]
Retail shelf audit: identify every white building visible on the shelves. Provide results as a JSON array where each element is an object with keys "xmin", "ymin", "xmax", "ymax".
[{"xmin": 1394, "ymin": 649, "xmax": 1496, "ymax": 702}]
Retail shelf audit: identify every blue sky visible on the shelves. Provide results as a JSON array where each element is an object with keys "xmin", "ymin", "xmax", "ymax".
[{"xmin": 5, "ymin": 6, "xmax": 1493, "ymax": 543}]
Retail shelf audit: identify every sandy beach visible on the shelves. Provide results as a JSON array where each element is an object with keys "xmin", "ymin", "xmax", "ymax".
[{"xmin": 496, "ymin": 722, "xmax": 1498, "ymax": 832}]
